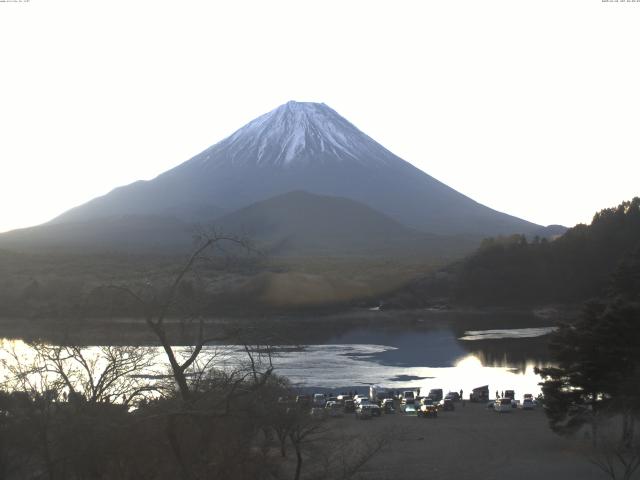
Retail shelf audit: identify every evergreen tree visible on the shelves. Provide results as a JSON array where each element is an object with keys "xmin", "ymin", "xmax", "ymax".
[
  {"xmin": 450, "ymin": 197, "xmax": 640, "ymax": 305},
  {"xmin": 537, "ymin": 247, "xmax": 640, "ymax": 437}
]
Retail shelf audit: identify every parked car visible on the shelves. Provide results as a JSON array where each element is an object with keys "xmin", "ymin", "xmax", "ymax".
[
  {"xmin": 428, "ymin": 389, "xmax": 443, "ymax": 402},
  {"xmin": 470, "ymin": 385, "xmax": 490, "ymax": 402},
  {"xmin": 418, "ymin": 404, "xmax": 438, "ymax": 418},
  {"xmin": 381, "ymin": 398, "xmax": 395, "ymax": 410},
  {"xmin": 401, "ymin": 391, "xmax": 416, "ymax": 404},
  {"xmin": 344, "ymin": 399, "xmax": 356, "ymax": 413},
  {"xmin": 522, "ymin": 398, "xmax": 535, "ymax": 410},
  {"xmin": 441, "ymin": 398, "xmax": 455, "ymax": 411},
  {"xmin": 494, "ymin": 398, "xmax": 514, "ymax": 413},
  {"xmin": 355, "ymin": 405, "xmax": 373, "ymax": 420},
  {"xmin": 402, "ymin": 403, "xmax": 418, "ymax": 416},
  {"xmin": 354, "ymin": 394, "xmax": 370, "ymax": 405},
  {"xmin": 313, "ymin": 393, "xmax": 327, "ymax": 407},
  {"xmin": 367, "ymin": 404, "xmax": 382, "ymax": 417},
  {"xmin": 420, "ymin": 397, "xmax": 435, "ymax": 406},
  {"xmin": 502, "ymin": 391, "xmax": 516, "ymax": 408},
  {"xmin": 325, "ymin": 401, "xmax": 344, "ymax": 417},
  {"xmin": 444, "ymin": 391, "xmax": 460, "ymax": 402}
]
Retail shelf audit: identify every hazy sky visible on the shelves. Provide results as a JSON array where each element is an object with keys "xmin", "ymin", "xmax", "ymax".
[{"xmin": 1, "ymin": 0, "xmax": 639, "ymax": 233}]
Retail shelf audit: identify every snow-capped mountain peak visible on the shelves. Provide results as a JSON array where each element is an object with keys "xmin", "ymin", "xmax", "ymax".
[
  {"xmin": 192, "ymin": 101, "xmax": 396, "ymax": 168},
  {"xmin": 45, "ymin": 100, "xmax": 541, "ymax": 239}
]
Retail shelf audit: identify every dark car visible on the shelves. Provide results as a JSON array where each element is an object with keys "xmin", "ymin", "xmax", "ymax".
[
  {"xmin": 428, "ymin": 389, "xmax": 443, "ymax": 402},
  {"xmin": 444, "ymin": 392, "xmax": 460, "ymax": 402},
  {"xmin": 441, "ymin": 398, "xmax": 455, "ymax": 411},
  {"xmin": 369, "ymin": 404, "xmax": 382, "ymax": 417},
  {"xmin": 355, "ymin": 405, "xmax": 373, "ymax": 420},
  {"xmin": 343, "ymin": 399, "xmax": 356, "ymax": 413},
  {"xmin": 470, "ymin": 386, "xmax": 490, "ymax": 402}
]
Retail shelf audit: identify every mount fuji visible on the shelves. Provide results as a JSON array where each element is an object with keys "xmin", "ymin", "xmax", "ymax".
[{"xmin": 1, "ymin": 101, "xmax": 549, "ymax": 254}]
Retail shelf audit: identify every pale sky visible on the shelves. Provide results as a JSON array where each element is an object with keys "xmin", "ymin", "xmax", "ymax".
[{"xmin": 1, "ymin": 0, "xmax": 639, "ymax": 233}]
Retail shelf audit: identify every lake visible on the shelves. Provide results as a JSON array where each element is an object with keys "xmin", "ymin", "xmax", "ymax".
[
  {"xmin": 0, "ymin": 309, "xmax": 563, "ymax": 401},
  {"xmin": 213, "ymin": 319, "xmax": 556, "ymax": 401}
]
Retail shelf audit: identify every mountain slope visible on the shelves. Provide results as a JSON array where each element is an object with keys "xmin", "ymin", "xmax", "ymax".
[
  {"xmin": 0, "ymin": 191, "xmax": 479, "ymax": 257},
  {"xmin": 50, "ymin": 101, "xmax": 542, "ymax": 237},
  {"xmin": 214, "ymin": 190, "xmax": 473, "ymax": 256},
  {"xmin": 0, "ymin": 215, "xmax": 195, "ymax": 253}
]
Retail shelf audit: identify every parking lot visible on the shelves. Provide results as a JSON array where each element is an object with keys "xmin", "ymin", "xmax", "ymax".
[{"xmin": 319, "ymin": 401, "xmax": 603, "ymax": 480}]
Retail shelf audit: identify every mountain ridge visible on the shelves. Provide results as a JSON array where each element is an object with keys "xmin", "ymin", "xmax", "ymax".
[
  {"xmin": 0, "ymin": 190, "xmax": 484, "ymax": 257},
  {"xmin": 48, "ymin": 101, "xmax": 543, "ymax": 238}
]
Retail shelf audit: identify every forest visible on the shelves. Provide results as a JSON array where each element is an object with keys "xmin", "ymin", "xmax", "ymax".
[{"xmin": 393, "ymin": 198, "xmax": 640, "ymax": 308}]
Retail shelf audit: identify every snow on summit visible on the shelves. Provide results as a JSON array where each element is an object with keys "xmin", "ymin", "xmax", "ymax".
[
  {"xmin": 193, "ymin": 101, "xmax": 397, "ymax": 168},
  {"xmin": 45, "ymin": 99, "xmax": 542, "ymax": 237}
]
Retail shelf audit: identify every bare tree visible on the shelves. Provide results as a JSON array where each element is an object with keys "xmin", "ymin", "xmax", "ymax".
[
  {"xmin": 288, "ymin": 412, "xmax": 327, "ymax": 480},
  {"xmin": 90, "ymin": 232, "xmax": 289, "ymax": 480},
  {"xmin": 96, "ymin": 231, "xmax": 255, "ymax": 402},
  {"xmin": 268, "ymin": 403, "xmax": 392, "ymax": 480},
  {"xmin": 1, "ymin": 340, "xmax": 163, "ymax": 480},
  {"xmin": 0, "ymin": 341, "xmax": 60, "ymax": 480},
  {"xmin": 31, "ymin": 343, "xmax": 160, "ymax": 406},
  {"xmin": 587, "ymin": 411, "xmax": 640, "ymax": 480}
]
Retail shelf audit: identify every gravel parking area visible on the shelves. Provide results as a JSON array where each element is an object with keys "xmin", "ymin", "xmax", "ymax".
[{"xmin": 325, "ymin": 402, "xmax": 603, "ymax": 480}]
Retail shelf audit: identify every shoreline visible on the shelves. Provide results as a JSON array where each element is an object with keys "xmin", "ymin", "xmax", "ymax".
[
  {"xmin": 0, "ymin": 302, "xmax": 580, "ymax": 325},
  {"xmin": 0, "ymin": 304, "xmax": 576, "ymax": 346}
]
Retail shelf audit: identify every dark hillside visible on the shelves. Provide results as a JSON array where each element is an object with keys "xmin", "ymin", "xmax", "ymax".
[
  {"xmin": 392, "ymin": 197, "xmax": 640, "ymax": 307},
  {"xmin": 215, "ymin": 190, "xmax": 478, "ymax": 257}
]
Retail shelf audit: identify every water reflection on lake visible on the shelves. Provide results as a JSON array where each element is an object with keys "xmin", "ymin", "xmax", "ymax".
[
  {"xmin": 258, "ymin": 325, "xmax": 553, "ymax": 400},
  {"xmin": 0, "ymin": 311, "xmax": 560, "ymax": 401},
  {"xmin": 459, "ymin": 327, "xmax": 558, "ymax": 341},
  {"xmin": 236, "ymin": 343, "xmax": 547, "ymax": 401}
]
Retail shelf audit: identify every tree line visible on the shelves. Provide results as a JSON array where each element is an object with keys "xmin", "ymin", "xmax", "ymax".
[
  {"xmin": 537, "ymin": 244, "xmax": 640, "ymax": 479},
  {"xmin": 393, "ymin": 197, "xmax": 640, "ymax": 307}
]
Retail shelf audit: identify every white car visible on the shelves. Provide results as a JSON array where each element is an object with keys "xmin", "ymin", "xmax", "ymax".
[
  {"xmin": 522, "ymin": 398, "xmax": 535, "ymax": 410},
  {"xmin": 313, "ymin": 393, "xmax": 327, "ymax": 407},
  {"xmin": 494, "ymin": 398, "xmax": 514, "ymax": 412},
  {"xmin": 402, "ymin": 403, "xmax": 418, "ymax": 416},
  {"xmin": 381, "ymin": 398, "xmax": 395, "ymax": 413},
  {"xmin": 401, "ymin": 391, "xmax": 416, "ymax": 405}
]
